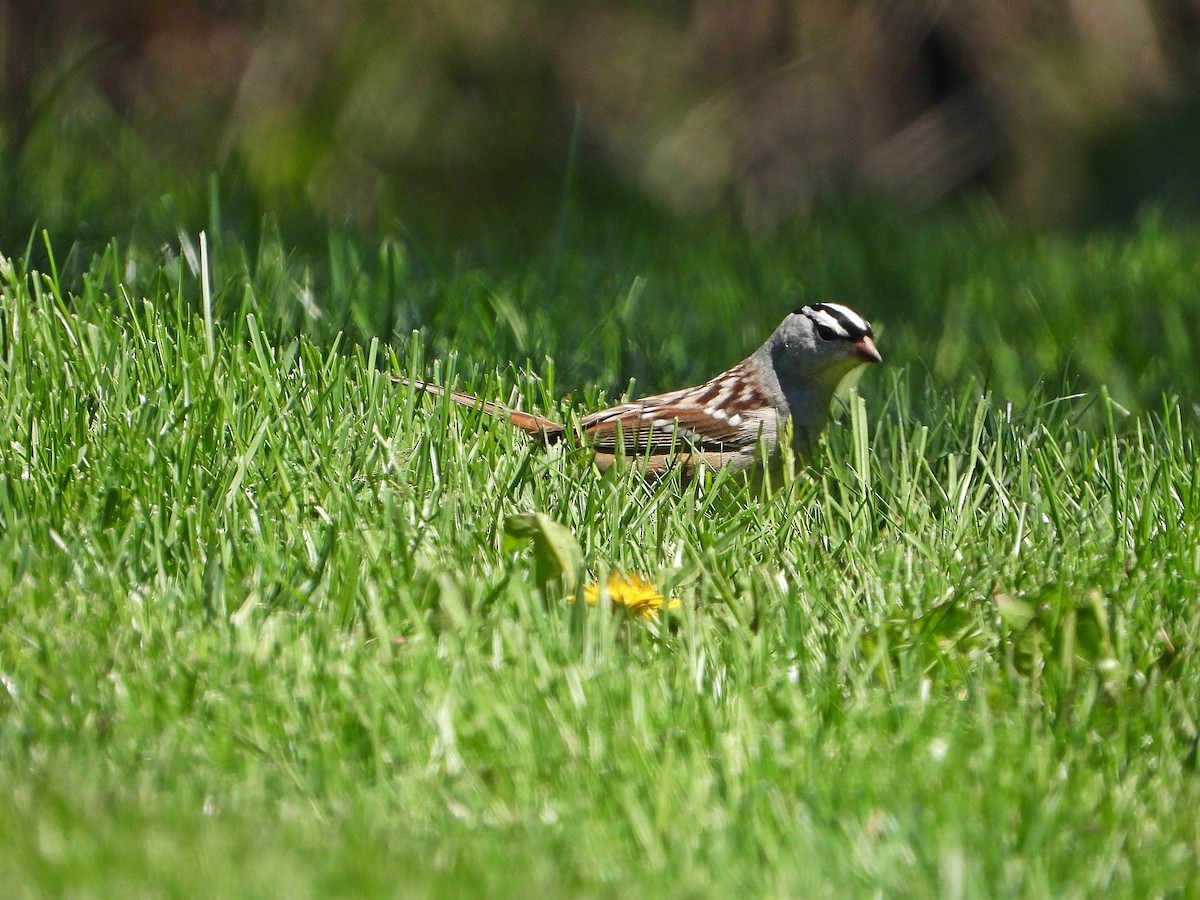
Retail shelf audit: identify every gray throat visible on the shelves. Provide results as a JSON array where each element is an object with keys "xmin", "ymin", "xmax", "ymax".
[{"xmin": 748, "ymin": 342, "xmax": 837, "ymax": 451}]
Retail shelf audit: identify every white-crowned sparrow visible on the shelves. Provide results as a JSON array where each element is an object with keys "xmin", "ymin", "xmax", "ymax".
[{"xmin": 404, "ymin": 302, "xmax": 881, "ymax": 476}]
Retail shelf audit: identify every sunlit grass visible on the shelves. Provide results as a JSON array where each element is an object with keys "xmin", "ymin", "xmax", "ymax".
[{"xmin": 1, "ymin": 209, "xmax": 1198, "ymax": 896}]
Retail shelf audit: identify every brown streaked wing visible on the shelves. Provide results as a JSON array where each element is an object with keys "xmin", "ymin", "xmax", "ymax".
[
  {"xmin": 582, "ymin": 404, "xmax": 758, "ymax": 455},
  {"xmin": 580, "ymin": 363, "xmax": 775, "ymax": 457}
]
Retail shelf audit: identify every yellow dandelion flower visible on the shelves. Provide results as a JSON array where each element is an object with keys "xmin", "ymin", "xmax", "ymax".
[{"xmin": 575, "ymin": 573, "xmax": 681, "ymax": 619}]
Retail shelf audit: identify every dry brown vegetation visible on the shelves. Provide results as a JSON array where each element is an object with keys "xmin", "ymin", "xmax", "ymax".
[{"xmin": 2, "ymin": 0, "xmax": 1199, "ymax": 228}]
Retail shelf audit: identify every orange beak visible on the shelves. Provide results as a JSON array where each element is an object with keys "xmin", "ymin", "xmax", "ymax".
[{"xmin": 852, "ymin": 335, "xmax": 882, "ymax": 364}]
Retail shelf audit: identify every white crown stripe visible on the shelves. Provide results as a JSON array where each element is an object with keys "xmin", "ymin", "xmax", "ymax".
[
  {"xmin": 805, "ymin": 308, "xmax": 849, "ymax": 338},
  {"xmin": 806, "ymin": 302, "xmax": 871, "ymax": 338}
]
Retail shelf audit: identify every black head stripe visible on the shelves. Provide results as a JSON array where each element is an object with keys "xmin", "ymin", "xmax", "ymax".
[{"xmin": 806, "ymin": 302, "xmax": 872, "ymax": 339}]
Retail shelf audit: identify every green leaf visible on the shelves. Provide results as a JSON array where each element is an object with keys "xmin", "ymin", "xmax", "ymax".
[{"xmin": 503, "ymin": 513, "xmax": 584, "ymax": 589}]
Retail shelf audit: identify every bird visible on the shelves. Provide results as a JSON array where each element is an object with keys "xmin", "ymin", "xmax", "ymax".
[{"xmin": 403, "ymin": 302, "xmax": 881, "ymax": 477}]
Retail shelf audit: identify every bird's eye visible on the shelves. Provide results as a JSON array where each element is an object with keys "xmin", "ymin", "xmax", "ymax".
[{"xmin": 816, "ymin": 323, "xmax": 839, "ymax": 341}]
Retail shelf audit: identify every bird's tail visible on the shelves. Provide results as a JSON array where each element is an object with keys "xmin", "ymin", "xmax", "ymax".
[{"xmin": 399, "ymin": 378, "xmax": 566, "ymax": 445}]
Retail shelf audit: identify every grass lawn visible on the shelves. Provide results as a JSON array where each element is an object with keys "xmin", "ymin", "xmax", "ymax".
[{"xmin": 1, "ymin": 205, "xmax": 1199, "ymax": 896}]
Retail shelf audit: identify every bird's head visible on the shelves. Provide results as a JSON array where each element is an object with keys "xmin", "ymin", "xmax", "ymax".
[{"xmin": 768, "ymin": 302, "xmax": 882, "ymax": 386}]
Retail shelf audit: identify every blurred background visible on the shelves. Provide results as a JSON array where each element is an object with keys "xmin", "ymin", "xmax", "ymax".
[{"xmin": 2, "ymin": 0, "xmax": 1200, "ymax": 247}]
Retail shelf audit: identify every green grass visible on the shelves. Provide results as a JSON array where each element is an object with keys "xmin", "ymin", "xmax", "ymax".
[{"xmin": 2, "ymin": 205, "xmax": 1199, "ymax": 897}]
